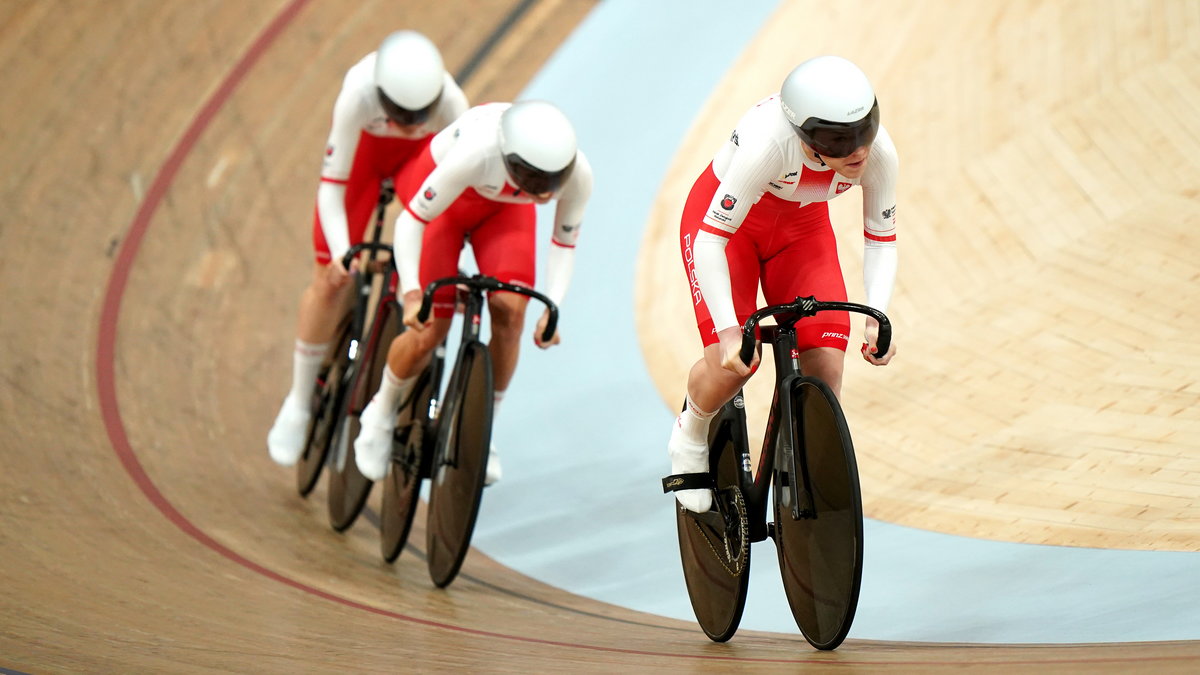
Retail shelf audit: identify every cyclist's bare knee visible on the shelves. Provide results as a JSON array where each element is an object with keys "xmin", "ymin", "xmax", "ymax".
[
  {"xmin": 687, "ymin": 344, "xmax": 752, "ymax": 411},
  {"xmin": 799, "ymin": 347, "xmax": 844, "ymax": 398},
  {"xmin": 389, "ymin": 317, "xmax": 451, "ymax": 376},
  {"xmin": 487, "ymin": 292, "xmax": 529, "ymax": 339},
  {"xmin": 308, "ymin": 262, "xmax": 348, "ymax": 306}
]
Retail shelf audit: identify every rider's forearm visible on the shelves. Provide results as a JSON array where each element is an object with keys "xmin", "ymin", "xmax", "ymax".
[
  {"xmin": 544, "ymin": 242, "xmax": 574, "ymax": 307},
  {"xmin": 694, "ymin": 231, "xmax": 738, "ymax": 332},
  {"xmin": 862, "ymin": 242, "xmax": 897, "ymax": 312},
  {"xmin": 394, "ymin": 209, "xmax": 426, "ymax": 295},
  {"xmin": 317, "ymin": 181, "xmax": 350, "ymax": 264}
]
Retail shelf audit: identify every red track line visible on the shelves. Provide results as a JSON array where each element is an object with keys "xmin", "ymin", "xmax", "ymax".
[{"xmin": 90, "ymin": 0, "xmax": 1196, "ymax": 667}]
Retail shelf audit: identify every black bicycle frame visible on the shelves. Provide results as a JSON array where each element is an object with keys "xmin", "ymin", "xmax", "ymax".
[
  {"xmin": 339, "ymin": 177, "xmax": 397, "ymax": 371},
  {"xmin": 414, "ymin": 275, "xmax": 559, "ymax": 470},
  {"xmin": 724, "ymin": 296, "xmax": 892, "ymax": 538}
]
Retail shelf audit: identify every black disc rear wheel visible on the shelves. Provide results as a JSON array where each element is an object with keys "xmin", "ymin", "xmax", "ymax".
[
  {"xmin": 425, "ymin": 341, "xmax": 493, "ymax": 588},
  {"xmin": 380, "ymin": 365, "xmax": 436, "ymax": 562},
  {"xmin": 295, "ymin": 317, "xmax": 353, "ymax": 497},
  {"xmin": 774, "ymin": 378, "xmax": 863, "ymax": 651},
  {"xmin": 327, "ymin": 301, "xmax": 401, "ymax": 532},
  {"xmin": 675, "ymin": 402, "xmax": 752, "ymax": 642}
]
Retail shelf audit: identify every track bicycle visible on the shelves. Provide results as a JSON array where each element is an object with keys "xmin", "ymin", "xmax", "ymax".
[
  {"xmin": 662, "ymin": 296, "xmax": 891, "ymax": 650},
  {"xmin": 378, "ymin": 274, "xmax": 557, "ymax": 588},
  {"xmin": 294, "ymin": 180, "xmax": 399, "ymax": 532}
]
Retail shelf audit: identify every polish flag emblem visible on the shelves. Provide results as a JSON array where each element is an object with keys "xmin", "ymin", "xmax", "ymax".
[{"xmin": 836, "ymin": 182, "xmax": 852, "ymax": 194}]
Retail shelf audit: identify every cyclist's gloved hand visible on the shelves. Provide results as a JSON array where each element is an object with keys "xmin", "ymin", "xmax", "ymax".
[
  {"xmin": 861, "ymin": 316, "xmax": 895, "ymax": 365},
  {"xmin": 402, "ymin": 289, "xmax": 431, "ymax": 331},
  {"xmin": 717, "ymin": 325, "xmax": 758, "ymax": 377},
  {"xmin": 533, "ymin": 308, "xmax": 560, "ymax": 349}
]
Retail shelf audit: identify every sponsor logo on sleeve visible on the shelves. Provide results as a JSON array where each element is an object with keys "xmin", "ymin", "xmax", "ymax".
[
  {"xmin": 768, "ymin": 181, "xmax": 783, "ymax": 190},
  {"xmin": 882, "ymin": 205, "xmax": 896, "ymax": 221},
  {"xmin": 730, "ymin": 130, "xmax": 739, "ymax": 146},
  {"xmin": 708, "ymin": 210, "xmax": 733, "ymax": 224},
  {"xmin": 423, "ymin": 187, "xmax": 437, "ymax": 200},
  {"xmin": 836, "ymin": 181, "xmax": 853, "ymax": 194},
  {"xmin": 720, "ymin": 194, "xmax": 737, "ymax": 210}
]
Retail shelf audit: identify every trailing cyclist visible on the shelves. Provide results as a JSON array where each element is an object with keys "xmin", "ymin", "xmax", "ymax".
[{"xmin": 266, "ymin": 31, "xmax": 468, "ymax": 466}]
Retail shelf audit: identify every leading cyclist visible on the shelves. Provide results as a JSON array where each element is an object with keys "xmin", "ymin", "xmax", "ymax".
[{"xmin": 669, "ymin": 56, "xmax": 899, "ymax": 513}]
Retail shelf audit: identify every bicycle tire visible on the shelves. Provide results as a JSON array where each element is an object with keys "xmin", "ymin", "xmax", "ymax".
[
  {"xmin": 380, "ymin": 364, "xmax": 437, "ymax": 563},
  {"xmin": 425, "ymin": 340, "xmax": 493, "ymax": 588},
  {"xmin": 295, "ymin": 317, "xmax": 354, "ymax": 497},
  {"xmin": 327, "ymin": 300, "xmax": 401, "ymax": 532},
  {"xmin": 773, "ymin": 377, "xmax": 863, "ymax": 651},
  {"xmin": 675, "ymin": 399, "xmax": 752, "ymax": 642}
]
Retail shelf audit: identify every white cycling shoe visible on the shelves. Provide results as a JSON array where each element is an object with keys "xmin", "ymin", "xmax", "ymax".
[
  {"xmin": 267, "ymin": 397, "xmax": 310, "ymax": 467},
  {"xmin": 666, "ymin": 424, "xmax": 713, "ymax": 513},
  {"xmin": 353, "ymin": 399, "xmax": 395, "ymax": 481},
  {"xmin": 485, "ymin": 444, "xmax": 501, "ymax": 486}
]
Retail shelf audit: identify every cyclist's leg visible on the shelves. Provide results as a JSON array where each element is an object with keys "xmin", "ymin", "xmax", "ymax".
[
  {"xmin": 457, "ymin": 200, "xmax": 535, "ymax": 485},
  {"xmin": 669, "ymin": 165, "xmax": 765, "ymax": 510},
  {"xmin": 760, "ymin": 202, "xmax": 850, "ymax": 399},
  {"xmin": 354, "ymin": 210, "xmax": 460, "ymax": 480},
  {"xmin": 469, "ymin": 201, "xmax": 536, "ymax": 394},
  {"xmin": 269, "ymin": 134, "xmax": 385, "ymax": 465}
]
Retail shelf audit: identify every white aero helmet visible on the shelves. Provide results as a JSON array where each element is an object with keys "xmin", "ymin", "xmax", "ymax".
[
  {"xmin": 374, "ymin": 30, "xmax": 445, "ymax": 125},
  {"xmin": 779, "ymin": 55, "xmax": 880, "ymax": 158},
  {"xmin": 498, "ymin": 100, "xmax": 578, "ymax": 195}
]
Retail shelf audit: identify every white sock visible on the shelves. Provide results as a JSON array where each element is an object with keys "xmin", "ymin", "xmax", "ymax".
[
  {"xmin": 286, "ymin": 339, "xmax": 329, "ymax": 407},
  {"xmin": 370, "ymin": 364, "xmax": 417, "ymax": 420},
  {"xmin": 676, "ymin": 395, "xmax": 716, "ymax": 444},
  {"xmin": 493, "ymin": 389, "xmax": 505, "ymax": 420}
]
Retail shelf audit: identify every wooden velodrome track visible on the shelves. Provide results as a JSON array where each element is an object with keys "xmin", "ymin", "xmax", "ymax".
[{"xmin": 1, "ymin": 0, "xmax": 1198, "ymax": 672}]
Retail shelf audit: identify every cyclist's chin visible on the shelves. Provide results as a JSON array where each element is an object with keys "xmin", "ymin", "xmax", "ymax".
[{"xmin": 829, "ymin": 158, "xmax": 867, "ymax": 178}]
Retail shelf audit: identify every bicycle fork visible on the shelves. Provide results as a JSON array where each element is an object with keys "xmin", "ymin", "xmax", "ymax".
[{"xmin": 762, "ymin": 326, "xmax": 818, "ymax": 526}]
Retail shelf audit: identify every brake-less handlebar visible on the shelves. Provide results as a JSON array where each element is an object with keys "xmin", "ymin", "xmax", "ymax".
[
  {"xmin": 339, "ymin": 242, "xmax": 394, "ymax": 272},
  {"xmin": 416, "ymin": 275, "xmax": 559, "ymax": 345},
  {"xmin": 738, "ymin": 296, "xmax": 892, "ymax": 365}
]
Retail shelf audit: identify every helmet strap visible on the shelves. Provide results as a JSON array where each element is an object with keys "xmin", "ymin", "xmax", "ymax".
[{"xmin": 813, "ymin": 152, "xmax": 827, "ymax": 167}]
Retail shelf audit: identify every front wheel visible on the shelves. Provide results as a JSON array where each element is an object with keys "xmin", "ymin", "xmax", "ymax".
[
  {"xmin": 773, "ymin": 377, "xmax": 863, "ymax": 651},
  {"xmin": 425, "ymin": 341, "xmax": 493, "ymax": 588}
]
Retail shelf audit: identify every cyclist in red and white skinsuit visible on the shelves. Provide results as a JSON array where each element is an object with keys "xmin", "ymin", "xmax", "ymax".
[
  {"xmin": 668, "ymin": 56, "xmax": 899, "ymax": 512},
  {"xmin": 352, "ymin": 100, "xmax": 593, "ymax": 484},
  {"xmin": 267, "ymin": 31, "xmax": 468, "ymax": 466}
]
